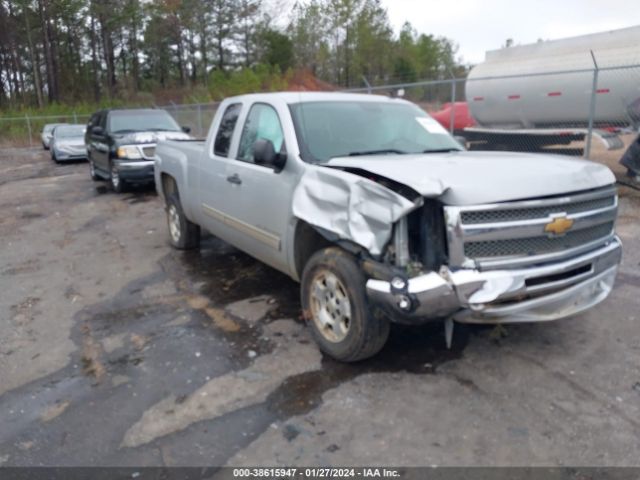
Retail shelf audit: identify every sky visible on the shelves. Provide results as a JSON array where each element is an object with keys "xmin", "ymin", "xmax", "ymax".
[{"xmin": 382, "ymin": 0, "xmax": 640, "ymax": 65}]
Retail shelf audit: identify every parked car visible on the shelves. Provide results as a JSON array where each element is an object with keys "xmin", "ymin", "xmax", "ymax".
[
  {"xmin": 155, "ymin": 92, "xmax": 621, "ymax": 362},
  {"xmin": 85, "ymin": 108, "xmax": 191, "ymax": 192},
  {"xmin": 41, "ymin": 123, "xmax": 67, "ymax": 150},
  {"xmin": 50, "ymin": 124, "xmax": 88, "ymax": 162}
]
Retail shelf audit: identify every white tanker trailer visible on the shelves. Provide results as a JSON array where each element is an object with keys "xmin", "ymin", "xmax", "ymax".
[{"xmin": 459, "ymin": 26, "xmax": 640, "ymax": 153}]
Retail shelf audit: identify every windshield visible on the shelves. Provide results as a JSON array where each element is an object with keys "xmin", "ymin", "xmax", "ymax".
[
  {"xmin": 290, "ymin": 101, "xmax": 462, "ymax": 163},
  {"xmin": 108, "ymin": 110, "xmax": 180, "ymax": 134},
  {"xmin": 55, "ymin": 125, "xmax": 85, "ymax": 138}
]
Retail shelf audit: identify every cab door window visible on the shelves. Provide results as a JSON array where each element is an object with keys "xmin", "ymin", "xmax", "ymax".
[
  {"xmin": 237, "ymin": 104, "xmax": 285, "ymax": 163},
  {"xmin": 213, "ymin": 103, "xmax": 241, "ymax": 157}
]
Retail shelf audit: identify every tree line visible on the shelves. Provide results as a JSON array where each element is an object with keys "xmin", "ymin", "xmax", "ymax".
[{"xmin": 0, "ymin": 0, "xmax": 467, "ymax": 109}]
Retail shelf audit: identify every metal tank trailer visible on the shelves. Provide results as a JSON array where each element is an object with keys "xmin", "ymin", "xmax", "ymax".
[{"xmin": 447, "ymin": 26, "xmax": 640, "ymax": 154}]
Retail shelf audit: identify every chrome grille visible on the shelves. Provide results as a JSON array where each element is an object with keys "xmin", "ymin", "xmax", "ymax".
[
  {"xmin": 460, "ymin": 195, "xmax": 615, "ymax": 224},
  {"xmin": 445, "ymin": 187, "xmax": 618, "ymax": 269},
  {"xmin": 464, "ymin": 222, "xmax": 614, "ymax": 259},
  {"xmin": 142, "ymin": 146, "xmax": 156, "ymax": 158}
]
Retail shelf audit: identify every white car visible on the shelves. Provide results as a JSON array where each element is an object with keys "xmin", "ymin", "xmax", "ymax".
[
  {"xmin": 50, "ymin": 124, "xmax": 88, "ymax": 162},
  {"xmin": 41, "ymin": 123, "xmax": 67, "ymax": 150}
]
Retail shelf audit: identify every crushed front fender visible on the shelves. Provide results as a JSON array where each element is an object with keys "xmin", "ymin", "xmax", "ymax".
[{"xmin": 292, "ymin": 166, "xmax": 422, "ymax": 256}]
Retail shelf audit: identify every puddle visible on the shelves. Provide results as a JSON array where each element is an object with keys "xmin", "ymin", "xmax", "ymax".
[
  {"xmin": 122, "ymin": 188, "xmax": 157, "ymax": 204},
  {"xmin": 156, "ymin": 235, "xmax": 470, "ymax": 423},
  {"xmin": 162, "ymin": 236, "xmax": 301, "ymax": 320},
  {"xmin": 19, "ymin": 211, "xmax": 44, "ymax": 220},
  {"xmin": 266, "ymin": 322, "xmax": 468, "ymax": 418},
  {"xmin": 5, "ymin": 228, "xmax": 469, "ymax": 462}
]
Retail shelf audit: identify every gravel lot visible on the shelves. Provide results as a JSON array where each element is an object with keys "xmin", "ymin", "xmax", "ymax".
[{"xmin": 0, "ymin": 147, "xmax": 639, "ymax": 467}]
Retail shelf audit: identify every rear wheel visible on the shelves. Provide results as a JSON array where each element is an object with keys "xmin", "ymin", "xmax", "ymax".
[
  {"xmin": 301, "ymin": 247, "xmax": 389, "ymax": 362},
  {"xmin": 110, "ymin": 163, "xmax": 125, "ymax": 193},
  {"xmin": 166, "ymin": 192, "xmax": 200, "ymax": 250}
]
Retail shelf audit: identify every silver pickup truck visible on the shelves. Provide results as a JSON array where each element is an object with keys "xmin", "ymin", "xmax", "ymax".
[{"xmin": 155, "ymin": 92, "xmax": 621, "ymax": 362}]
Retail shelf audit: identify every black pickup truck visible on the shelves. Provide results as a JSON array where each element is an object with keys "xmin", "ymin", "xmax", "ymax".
[{"xmin": 85, "ymin": 108, "xmax": 191, "ymax": 192}]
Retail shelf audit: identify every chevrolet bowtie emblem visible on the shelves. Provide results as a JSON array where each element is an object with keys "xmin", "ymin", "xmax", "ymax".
[{"xmin": 545, "ymin": 216, "xmax": 574, "ymax": 236}]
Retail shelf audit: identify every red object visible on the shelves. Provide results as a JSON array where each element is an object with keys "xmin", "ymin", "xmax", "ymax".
[
  {"xmin": 547, "ymin": 91, "xmax": 562, "ymax": 96},
  {"xmin": 508, "ymin": 94, "xmax": 521, "ymax": 100},
  {"xmin": 429, "ymin": 102, "xmax": 476, "ymax": 130},
  {"xmin": 596, "ymin": 88, "xmax": 610, "ymax": 94}
]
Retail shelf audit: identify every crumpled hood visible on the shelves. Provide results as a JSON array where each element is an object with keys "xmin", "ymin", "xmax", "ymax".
[
  {"xmin": 115, "ymin": 130, "xmax": 190, "ymax": 145},
  {"xmin": 326, "ymin": 151, "xmax": 615, "ymax": 205}
]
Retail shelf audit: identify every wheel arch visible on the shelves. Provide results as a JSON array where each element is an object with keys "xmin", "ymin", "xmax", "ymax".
[
  {"xmin": 292, "ymin": 220, "xmax": 332, "ymax": 281},
  {"xmin": 292, "ymin": 219, "xmax": 370, "ymax": 281},
  {"xmin": 159, "ymin": 173, "xmax": 179, "ymax": 202}
]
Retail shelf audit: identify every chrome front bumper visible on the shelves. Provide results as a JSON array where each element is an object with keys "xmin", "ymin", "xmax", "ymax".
[
  {"xmin": 366, "ymin": 237, "xmax": 622, "ymax": 324},
  {"xmin": 114, "ymin": 160, "xmax": 155, "ymax": 169},
  {"xmin": 114, "ymin": 160, "xmax": 155, "ymax": 181}
]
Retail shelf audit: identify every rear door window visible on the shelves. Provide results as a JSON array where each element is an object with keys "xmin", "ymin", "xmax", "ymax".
[{"xmin": 213, "ymin": 103, "xmax": 241, "ymax": 157}]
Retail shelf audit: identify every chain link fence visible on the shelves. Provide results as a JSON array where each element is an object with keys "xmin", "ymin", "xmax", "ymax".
[
  {"xmin": 158, "ymin": 102, "xmax": 220, "ymax": 138},
  {"xmin": 0, "ymin": 103, "xmax": 220, "ymax": 149},
  {"xmin": 0, "ymin": 113, "xmax": 92, "ymax": 148},
  {"xmin": 3, "ymin": 60, "xmax": 639, "ymax": 181}
]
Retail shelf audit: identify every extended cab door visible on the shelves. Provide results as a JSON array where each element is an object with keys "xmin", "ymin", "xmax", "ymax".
[
  {"xmin": 197, "ymin": 103, "xmax": 243, "ymax": 236},
  {"xmin": 214, "ymin": 102, "xmax": 296, "ymax": 273}
]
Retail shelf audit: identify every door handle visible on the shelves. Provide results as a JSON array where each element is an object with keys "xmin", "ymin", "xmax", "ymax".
[{"xmin": 226, "ymin": 173, "xmax": 242, "ymax": 185}]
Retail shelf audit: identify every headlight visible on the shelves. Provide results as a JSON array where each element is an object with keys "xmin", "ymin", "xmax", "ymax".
[{"xmin": 117, "ymin": 146, "xmax": 142, "ymax": 159}]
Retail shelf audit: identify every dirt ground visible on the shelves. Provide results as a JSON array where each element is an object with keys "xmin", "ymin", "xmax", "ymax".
[{"xmin": 0, "ymin": 147, "xmax": 639, "ymax": 467}]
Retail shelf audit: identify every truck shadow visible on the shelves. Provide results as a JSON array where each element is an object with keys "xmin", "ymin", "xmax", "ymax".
[
  {"xmin": 174, "ymin": 235, "xmax": 470, "ymax": 364},
  {"xmin": 167, "ymin": 234, "xmax": 473, "ymax": 427}
]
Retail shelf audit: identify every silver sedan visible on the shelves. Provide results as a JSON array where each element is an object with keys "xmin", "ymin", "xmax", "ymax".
[
  {"xmin": 50, "ymin": 124, "xmax": 88, "ymax": 162},
  {"xmin": 41, "ymin": 123, "xmax": 67, "ymax": 150}
]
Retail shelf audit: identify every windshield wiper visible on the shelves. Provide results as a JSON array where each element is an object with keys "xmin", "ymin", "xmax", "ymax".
[
  {"xmin": 147, "ymin": 128, "xmax": 178, "ymax": 132},
  {"xmin": 422, "ymin": 148, "xmax": 462, "ymax": 153},
  {"xmin": 347, "ymin": 149, "xmax": 408, "ymax": 157}
]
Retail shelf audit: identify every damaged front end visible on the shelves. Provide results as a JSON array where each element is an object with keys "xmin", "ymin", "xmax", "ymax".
[
  {"xmin": 366, "ymin": 186, "xmax": 622, "ymax": 325},
  {"xmin": 366, "ymin": 240, "xmax": 620, "ymax": 324},
  {"xmin": 293, "ymin": 166, "xmax": 621, "ymax": 326}
]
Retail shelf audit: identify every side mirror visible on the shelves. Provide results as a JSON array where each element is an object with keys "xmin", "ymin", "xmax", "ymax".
[
  {"xmin": 253, "ymin": 139, "xmax": 286, "ymax": 171},
  {"xmin": 92, "ymin": 125, "xmax": 104, "ymax": 135},
  {"xmin": 181, "ymin": 126, "xmax": 191, "ymax": 134}
]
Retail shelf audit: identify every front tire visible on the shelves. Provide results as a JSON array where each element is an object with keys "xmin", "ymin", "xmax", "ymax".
[
  {"xmin": 110, "ymin": 162, "xmax": 125, "ymax": 193},
  {"xmin": 301, "ymin": 248, "xmax": 390, "ymax": 362},
  {"xmin": 166, "ymin": 192, "xmax": 200, "ymax": 250},
  {"xmin": 89, "ymin": 159, "xmax": 100, "ymax": 181}
]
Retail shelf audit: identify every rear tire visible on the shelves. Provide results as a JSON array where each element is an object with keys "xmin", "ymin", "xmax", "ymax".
[
  {"xmin": 166, "ymin": 192, "xmax": 200, "ymax": 250},
  {"xmin": 301, "ymin": 247, "xmax": 390, "ymax": 362}
]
